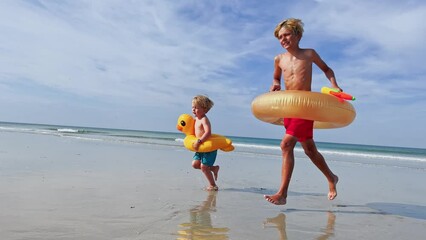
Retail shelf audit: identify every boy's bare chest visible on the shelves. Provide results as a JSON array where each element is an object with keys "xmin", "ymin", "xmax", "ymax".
[
  {"xmin": 280, "ymin": 56, "xmax": 311, "ymax": 73},
  {"xmin": 194, "ymin": 121, "xmax": 205, "ymax": 135}
]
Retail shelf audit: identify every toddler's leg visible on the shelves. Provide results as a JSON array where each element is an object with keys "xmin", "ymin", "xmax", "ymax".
[
  {"xmin": 201, "ymin": 164, "xmax": 218, "ymax": 190},
  {"xmin": 211, "ymin": 165, "xmax": 220, "ymax": 181},
  {"xmin": 192, "ymin": 160, "xmax": 201, "ymax": 169}
]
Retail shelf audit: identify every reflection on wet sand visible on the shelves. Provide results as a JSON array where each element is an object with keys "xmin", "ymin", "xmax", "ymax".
[
  {"xmin": 263, "ymin": 211, "xmax": 336, "ymax": 240},
  {"xmin": 177, "ymin": 191, "xmax": 229, "ymax": 240},
  {"xmin": 263, "ymin": 213, "xmax": 288, "ymax": 239},
  {"xmin": 317, "ymin": 212, "xmax": 336, "ymax": 240}
]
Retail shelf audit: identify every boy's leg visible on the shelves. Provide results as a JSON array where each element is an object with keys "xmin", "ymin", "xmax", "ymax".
[
  {"xmin": 211, "ymin": 165, "xmax": 220, "ymax": 181},
  {"xmin": 264, "ymin": 134, "xmax": 298, "ymax": 205},
  {"xmin": 300, "ymin": 139, "xmax": 338, "ymax": 200},
  {"xmin": 192, "ymin": 152, "xmax": 201, "ymax": 169},
  {"xmin": 201, "ymin": 151, "xmax": 219, "ymax": 190},
  {"xmin": 201, "ymin": 164, "xmax": 217, "ymax": 190},
  {"xmin": 192, "ymin": 160, "xmax": 201, "ymax": 169},
  {"xmin": 205, "ymin": 151, "xmax": 219, "ymax": 181}
]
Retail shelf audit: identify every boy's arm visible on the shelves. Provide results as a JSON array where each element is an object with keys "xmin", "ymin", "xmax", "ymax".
[
  {"xmin": 199, "ymin": 117, "xmax": 212, "ymax": 142},
  {"xmin": 270, "ymin": 55, "xmax": 282, "ymax": 91},
  {"xmin": 312, "ymin": 50, "xmax": 343, "ymax": 91}
]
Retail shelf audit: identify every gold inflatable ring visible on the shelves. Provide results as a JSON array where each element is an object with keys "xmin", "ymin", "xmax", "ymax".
[{"xmin": 251, "ymin": 90, "xmax": 356, "ymax": 129}]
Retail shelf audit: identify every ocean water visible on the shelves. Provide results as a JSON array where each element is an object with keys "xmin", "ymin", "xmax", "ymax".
[{"xmin": 1, "ymin": 121, "xmax": 425, "ymax": 170}]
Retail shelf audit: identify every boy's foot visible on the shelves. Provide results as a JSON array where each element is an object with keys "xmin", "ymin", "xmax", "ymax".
[
  {"xmin": 264, "ymin": 194, "xmax": 287, "ymax": 205},
  {"xmin": 328, "ymin": 175, "xmax": 339, "ymax": 200},
  {"xmin": 206, "ymin": 185, "xmax": 219, "ymax": 191},
  {"xmin": 212, "ymin": 165, "xmax": 220, "ymax": 181}
]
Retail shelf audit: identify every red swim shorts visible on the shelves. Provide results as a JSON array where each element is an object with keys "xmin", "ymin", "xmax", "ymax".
[{"xmin": 284, "ymin": 118, "xmax": 314, "ymax": 142}]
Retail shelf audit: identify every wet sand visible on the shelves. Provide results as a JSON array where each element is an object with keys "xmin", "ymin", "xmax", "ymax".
[{"xmin": 0, "ymin": 132, "xmax": 425, "ymax": 239}]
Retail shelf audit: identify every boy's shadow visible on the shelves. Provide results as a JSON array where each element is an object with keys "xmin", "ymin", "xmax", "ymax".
[
  {"xmin": 263, "ymin": 211, "xmax": 336, "ymax": 240},
  {"xmin": 177, "ymin": 191, "xmax": 229, "ymax": 239}
]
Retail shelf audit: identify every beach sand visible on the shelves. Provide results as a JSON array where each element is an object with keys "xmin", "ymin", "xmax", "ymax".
[{"xmin": 0, "ymin": 132, "xmax": 425, "ymax": 239}]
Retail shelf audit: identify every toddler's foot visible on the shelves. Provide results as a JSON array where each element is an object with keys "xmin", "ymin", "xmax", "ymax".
[
  {"xmin": 264, "ymin": 194, "xmax": 287, "ymax": 205},
  {"xmin": 328, "ymin": 175, "xmax": 339, "ymax": 200}
]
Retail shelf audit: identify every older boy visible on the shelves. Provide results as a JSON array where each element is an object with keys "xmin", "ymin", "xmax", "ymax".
[{"xmin": 265, "ymin": 18, "xmax": 340, "ymax": 205}]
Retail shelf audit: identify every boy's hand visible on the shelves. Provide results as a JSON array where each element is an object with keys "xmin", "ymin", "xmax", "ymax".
[
  {"xmin": 334, "ymin": 86, "xmax": 343, "ymax": 92},
  {"xmin": 192, "ymin": 141, "xmax": 200, "ymax": 151},
  {"xmin": 270, "ymin": 84, "xmax": 281, "ymax": 91},
  {"xmin": 331, "ymin": 83, "xmax": 343, "ymax": 92}
]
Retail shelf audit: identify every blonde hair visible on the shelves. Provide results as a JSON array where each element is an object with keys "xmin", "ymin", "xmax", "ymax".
[
  {"xmin": 192, "ymin": 95, "xmax": 214, "ymax": 112},
  {"xmin": 274, "ymin": 18, "xmax": 304, "ymax": 38}
]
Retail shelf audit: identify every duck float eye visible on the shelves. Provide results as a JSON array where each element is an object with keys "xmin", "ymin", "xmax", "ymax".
[{"xmin": 180, "ymin": 120, "xmax": 186, "ymax": 127}]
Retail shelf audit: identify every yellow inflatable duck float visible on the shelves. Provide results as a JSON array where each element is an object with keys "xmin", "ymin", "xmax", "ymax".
[{"xmin": 176, "ymin": 114, "xmax": 234, "ymax": 152}]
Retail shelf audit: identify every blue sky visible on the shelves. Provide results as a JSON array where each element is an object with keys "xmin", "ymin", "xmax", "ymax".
[{"xmin": 0, "ymin": 0, "xmax": 425, "ymax": 148}]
